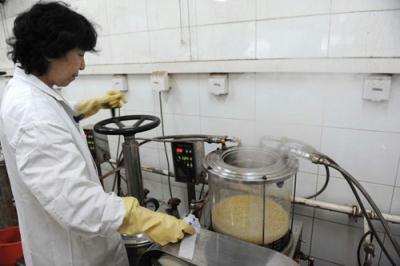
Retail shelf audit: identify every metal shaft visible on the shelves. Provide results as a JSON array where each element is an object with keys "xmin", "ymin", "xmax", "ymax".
[{"xmin": 123, "ymin": 138, "xmax": 145, "ymax": 205}]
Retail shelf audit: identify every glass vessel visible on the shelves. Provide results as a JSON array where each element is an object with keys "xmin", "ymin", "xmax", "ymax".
[{"xmin": 204, "ymin": 146, "xmax": 298, "ymax": 249}]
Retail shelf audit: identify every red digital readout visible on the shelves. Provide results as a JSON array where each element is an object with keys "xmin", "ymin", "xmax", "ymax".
[{"xmin": 176, "ymin": 147, "xmax": 183, "ymax": 153}]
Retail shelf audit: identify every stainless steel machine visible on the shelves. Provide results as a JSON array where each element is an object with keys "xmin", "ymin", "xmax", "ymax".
[
  {"xmin": 94, "ymin": 114, "xmax": 161, "ymax": 265},
  {"xmin": 94, "ymin": 114, "xmax": 303, "ymax": 265}
]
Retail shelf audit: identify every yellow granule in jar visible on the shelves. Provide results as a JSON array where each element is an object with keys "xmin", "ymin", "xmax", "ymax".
[{"xmin": 212, "ymin": 195, "xmax": 289, "ymax": 245}]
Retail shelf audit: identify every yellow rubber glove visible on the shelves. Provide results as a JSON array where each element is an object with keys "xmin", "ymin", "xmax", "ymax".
[
  {"xmin": 118, "ymin": 197, "xmax": 195, "ymax": 246},
  {"xmin": 76, "ymin": 89, "xmax": 127, "ymax": 118}
]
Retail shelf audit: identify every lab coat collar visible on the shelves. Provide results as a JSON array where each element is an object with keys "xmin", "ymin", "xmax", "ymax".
[{"xmin": 13, "ymin": 66, "xmax": 64, "ymax": 102}]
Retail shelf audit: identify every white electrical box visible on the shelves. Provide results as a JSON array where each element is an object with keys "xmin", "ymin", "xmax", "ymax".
[
  {"xmin": 208, "ymin": 74, "xmax": 228, "ymax": 95},
  {"xmin": 112, "ymin": 74, "xmax": 128, "ymax": 92},
  {"xmin": 151, "ymin": 71, "xmax": 170, "ymax": 92},
  {"xmin": 363, "ymin": 74, "xmax": 391, "ymax": 102}
]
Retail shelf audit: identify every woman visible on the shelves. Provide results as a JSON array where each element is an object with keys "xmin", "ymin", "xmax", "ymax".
[{"xmin": 0, "ymin": 2, "xmax": 193, "ymax": 266}]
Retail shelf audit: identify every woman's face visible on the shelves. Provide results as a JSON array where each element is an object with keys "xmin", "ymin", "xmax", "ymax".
[{"xmin": 40, "ymin": 48, "xmax": 86, "ymax": 87}]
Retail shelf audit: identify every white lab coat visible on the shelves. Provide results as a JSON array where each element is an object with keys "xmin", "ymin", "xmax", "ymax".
[{"xmin": 0, "ymin": 67, "xmax": 129, "ymax": 266}]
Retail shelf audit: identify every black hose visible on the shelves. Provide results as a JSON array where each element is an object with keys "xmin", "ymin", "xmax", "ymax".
[
  {"xmin": 158, "ymin": 91, "xmax": 173, "ymax": 199},
  {"xmin": 117, "ymin": 170, "xmax": 122, "ymax": 196},
  {"xmin": 305, "ymin": 165, "xmax": 330, "ymax": 199},
  {"xmin": 199, "ymin": 183, "xmax": 205, "ymax": 200},
  {"xmin": 315, "ymin": 156, "xmax": 398, "ymax": 264},
  {"xmin": 342, "ymin": 172, "xmax": 393, "ymax": 264},
  {"xmin": 111, "ymin": 171, "xmax": 117, "ymax": 192},
  {"xmin": 357, "ymin": 231, "xmax": 373, "ymax": 266},
  {"xmin": 332, "ymin": 163, "xmax": 400, "ymax": 259},
  {"xmin": 345, "ymin": 177, "xmax": 395, "ymax": 265},
  {"xmin": 343, "ymin": 174, "xmax": 395, "ymax": 265}
]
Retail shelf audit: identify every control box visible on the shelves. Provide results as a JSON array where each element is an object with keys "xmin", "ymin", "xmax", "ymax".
[
  {"xmin": 171, "ymin": 141, "xmax": 205, "ymax": 183},
  {"xmin": 363, "ymin": 74, "xmax": 391, "ymax": 102},
  {"xmin": 151, "ymin": 71, "xmax": 170, "ymax": 92},
  {"xmin": 83, "ymin": 125, "xmax": 111, "ymax": 165},
  {"xmin": 208, "ymin": 73, "xmax": 228, "ymax": 95}
]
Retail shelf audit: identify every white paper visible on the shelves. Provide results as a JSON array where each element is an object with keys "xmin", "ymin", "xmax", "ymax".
[{"xmin": 178, "ymin": 214, "xmax": 201, "ymax": 260}]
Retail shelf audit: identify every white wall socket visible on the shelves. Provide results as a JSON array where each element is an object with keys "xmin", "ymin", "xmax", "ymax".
[
  {"xmin": 112, "ymin": 74, "xmax": 128, "ymax": 92},
  {"xmin": 363, "ymin": 74, "xmax": 391, "ymax": 102},
  {"xmin": 208, "ymin": 74, "xmax": 228, "ymax": 95},
  {"xmin": 151, "ymin": 71, "xmax": 170, "ymax": 92}
]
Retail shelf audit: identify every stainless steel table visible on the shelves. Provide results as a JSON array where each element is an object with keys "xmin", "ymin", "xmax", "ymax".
[{"xmin": 157, "ymin": 228, "xmax": 299, "ymax": 266}]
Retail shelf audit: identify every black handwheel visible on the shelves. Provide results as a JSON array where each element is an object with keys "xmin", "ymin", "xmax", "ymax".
[{"xmin": 94, "ymin": 115, "xmax": 160, "ymax": 136}]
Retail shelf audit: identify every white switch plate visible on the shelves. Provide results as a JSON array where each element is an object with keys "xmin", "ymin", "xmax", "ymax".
[
  {"xmin": 112, "ymin": 74, "xmax": 128, "ymax": 92},
  {"xmin": 363, "ymin": 74, "xmax": 391, "ymax": 102},
  {"xmin": 208, "ymin": 74, "xmax": 228, "ymax": 95}
]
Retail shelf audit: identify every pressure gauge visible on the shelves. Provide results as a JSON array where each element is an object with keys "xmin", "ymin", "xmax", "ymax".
[{"xmin": 144, "ymin": 198, "xmax": 160, "ymax": 211}]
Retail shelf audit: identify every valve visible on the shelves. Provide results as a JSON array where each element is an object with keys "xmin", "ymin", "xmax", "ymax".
[{"xmin": 165, "ymin": 197, "xmax": 181, "ymax": 219}]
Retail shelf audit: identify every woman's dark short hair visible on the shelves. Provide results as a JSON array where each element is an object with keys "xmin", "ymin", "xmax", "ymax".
[{"xmin": 7, "ymin": 1, "xmax": 97, "ymax": 75}]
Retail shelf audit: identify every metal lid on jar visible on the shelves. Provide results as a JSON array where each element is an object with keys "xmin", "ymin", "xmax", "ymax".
[{"xmin": 203, "ymin": 146, "xmax": 298, "ymax": 183}]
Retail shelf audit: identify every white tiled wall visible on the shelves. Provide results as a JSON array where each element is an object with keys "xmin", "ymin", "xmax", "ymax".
[
  {"xmin": 149, "ymin": 28, "xmax": 191, "ymax": 62},
  {"xmin": 106, "ymin": 0, "xmax": 148, "ymax": 34},
  {"xmin": 78, "ymin": 0, "xmax": 109, "ymax": 35},
  {"xmin": 311, "ymin": 219, "xmax": 384, "ymax": 265},
  {"xmin": 321, "ymin": 127, "xmax": 400, "ymax": 186},
  {"xmin": 195, "ymin": 22, "xmax": 256, "ymax": 60},
  {"xmin": 110, "ymin": 32, "xmax": 151, "ymax": 64},
  {"xmin": 329, "ymin": 11, "xmax": 400, "ymax": 57},
  {"xmin": 193, "ymin": 0, "xmax": 255, "ymax": 25},
  {"xmin": 331, "ymin": 0, "xmax": 400, "ymax": 13},
  {"xmin": 256, "ymin": 0, "xmax": 331, "ymax": 19},
  {"xmin": 3, "ymin": 0, "xmax": 400, "ymax": 66},
  {"xmin": 322, "ymin": 75, "xmax": 400, "ymax": 132},
  {"xmin": 256, "ymin": 15, "xmax": 330, "ymax": 58},
  {"xmin": 147, "ymin": 0, "xmax": 187, "ymax": 30},
  {"xmin": 2, "ymin": 1, "xmax": 400, "ymax": 265},
  {"xmin": 85, "ymin": 36, "xmax": 112, "ymax": 65}
]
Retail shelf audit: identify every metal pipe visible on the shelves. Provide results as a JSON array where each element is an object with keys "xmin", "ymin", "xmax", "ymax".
[
  {"xmin": 141, "ymin": 165, "xmax": 174, "ymax": 177},
  {"xmin": 137, "ymin": 134, "xmax": 241, "ymax": 147},
  {"xmin": 293, "ymin": 196, "xmax": 400, "ymax": 224},
  {"xmin": 362, "ymin": 217, "xmax": 374, "ymax": 266},
  {"xmin": 123, "ymin": 138, "xmax": 145, "ymax": 205}
]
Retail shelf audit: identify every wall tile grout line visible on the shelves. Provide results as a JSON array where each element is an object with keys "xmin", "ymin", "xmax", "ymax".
[
  {"xmin": 308, "ymin": 120, "xmax": 327, "ymax": 258},
  {"xmin": 326, "ymin": 0, "xmax": 333, "ymax": 58},
  {"xmin": 325, "ymin": 175, "xmax": 396, "ymax": 190},
  {"xmin": 386, "ymin": 152, "xmax": 400, "ymax": 223},
  {"xmin": 254, "ymin": 1, "xmax": 258, "ymax": 60},
  {"xmin": 142, "ymin": 8, "xmax": 400, "ymax": 30}
]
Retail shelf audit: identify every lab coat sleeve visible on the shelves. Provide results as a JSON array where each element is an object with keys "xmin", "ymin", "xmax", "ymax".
[{"xmin": 15, "ymin": 121, "xmax": 125, "ymax": 237}]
